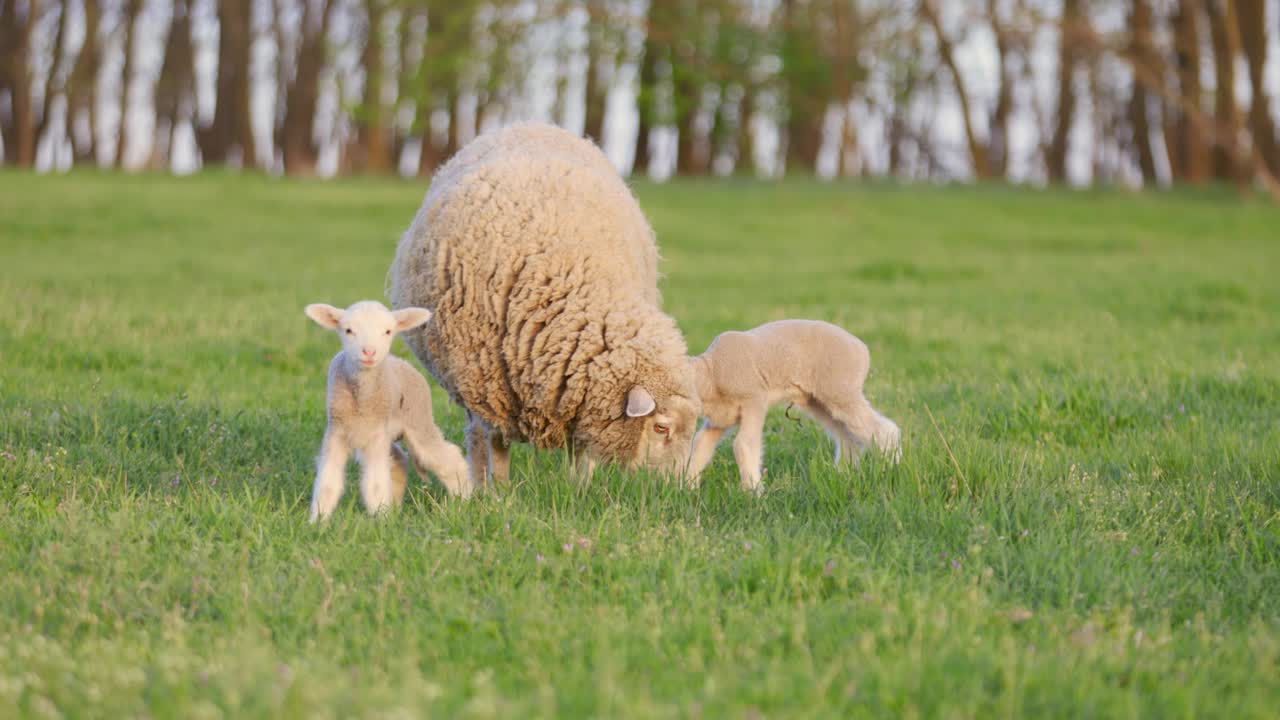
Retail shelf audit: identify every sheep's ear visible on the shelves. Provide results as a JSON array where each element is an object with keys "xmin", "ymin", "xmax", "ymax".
[
  {"xmin": 625, "ymin": 386, "xmax": 656, "ymax": 417},
  {"xmin": 392, "ymin": 307, "xmax": 432, "ymax": 332},
  {"xmin": 305, "ymin": 303, "xmax": 344, "ymax": 329}
]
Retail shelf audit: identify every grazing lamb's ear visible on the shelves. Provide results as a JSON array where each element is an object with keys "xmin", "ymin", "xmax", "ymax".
[
  {"xmin": 626, "ymin": 386, "xmax": 657, "ymax": 417},
  {"xmin": 305, "ymin": 303, "xmax": 344, "ymax": 329},
  {"xmin": 392, "ymin": 307, "xmax": 432, "ymax": 332}
]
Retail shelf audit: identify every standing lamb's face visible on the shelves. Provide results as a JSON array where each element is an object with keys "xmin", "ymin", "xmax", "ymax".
[
  {"xmin": 625, "ymin": 384, "xmax": 700, "ymax": 475},
  {"xmin": 305, "ymin": 300, "xmax": 432, "ymax": 370}
]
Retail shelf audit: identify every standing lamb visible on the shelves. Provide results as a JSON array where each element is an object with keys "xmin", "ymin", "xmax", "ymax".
[
  {"xmin": 686, "ymin": 319, "xmax": 901, "ymax": 493},
  {"xmin": 305, "ymin": 300, "xmax": 471, "ymax": 522},
  {"xmin": 388, "ymin": 124, "xmax": 699, "ymax": 487}
]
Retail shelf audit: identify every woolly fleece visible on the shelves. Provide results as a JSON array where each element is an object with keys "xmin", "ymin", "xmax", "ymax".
[{"xmin": 389, "ymin": 124, "xmax": 699, "ymax": 472}]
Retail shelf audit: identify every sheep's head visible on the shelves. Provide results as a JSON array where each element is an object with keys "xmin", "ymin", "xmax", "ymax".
[
  {"xmin": 623, "ymin": 364, "xmax": 701, "ymax": 475},
  {"xmin": 305, "ymin": 300, "xmax": 431, "ymax": 370}
]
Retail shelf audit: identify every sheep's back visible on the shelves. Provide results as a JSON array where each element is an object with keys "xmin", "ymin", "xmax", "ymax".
[{"xmin": 392, "ymin": 124, "xmax": 662, "ymax": 446}]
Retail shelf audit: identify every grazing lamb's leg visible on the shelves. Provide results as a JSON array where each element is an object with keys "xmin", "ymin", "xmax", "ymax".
[
  {"xmin": 390, "ymin": 443, "xmax": 411, "ymax": 506},
  {"xmin": 489, "ymin": 430, "xmax": 511, "ymax": 486},
  {"xmin": 358, "ymin": 433, "xmax": 396, "ymax": 515},
  {"xmin": 403, "ymin": 424, "xmax": 473, "ymax": 498},
  {"xmin": 465, "ymin": 411, "xmax": 492, "ymax": 490},
  {"xmin": 686, "ymin": 421, "xmax": 728, "ymax": 487},
  {"xmin": 733, "ymin": 403, "xmax": 767, "ymax": 494},
  {"xmin": 831, "ymin": 394, "xmax": 901, "ymax": 464},
  {"xmin": 566, "ymin": 439, "xmax": 596, "ymax": 485},
  {"xmin": 310, "ymin": 430, "xmax": 350, "ymax": 523}
]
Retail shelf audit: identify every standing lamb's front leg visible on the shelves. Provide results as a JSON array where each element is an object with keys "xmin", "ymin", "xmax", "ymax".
[
  {"xmin": 686, "ymin": 421, "xmax": 727, "ymax": 487},
  {"xmin": 733, "ymin": 403, "xmax": 767, "ymax": 494},
  {"xmin": 358, "ymin": 433, "xmax": 396, "ymax": 515},
  {"xmin": 465, "ymin": 411, "xmax": 492, "ymax": 490},
  {"xmin": 310, "ymin": 429, "xmax": 350, "ymax": 523}
]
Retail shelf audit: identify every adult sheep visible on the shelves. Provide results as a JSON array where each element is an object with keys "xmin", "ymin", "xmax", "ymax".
[{"xmin": 388, "ymin": 124, "xmax": 699, "ymax": 487}]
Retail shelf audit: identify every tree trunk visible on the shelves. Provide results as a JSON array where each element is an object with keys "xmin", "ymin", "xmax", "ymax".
[
  {"xmin": 202, "ymin": 0, "xmax": 255, "ymax": 167},
  {"xmin": 38, "ymin": 0, "xmax": 73, "ymax": 153},
  {"xmin": 67, "ymin": 0, "xmax": 102, "ymax": 163},
  {"xmin": 116, "ymin": 0, "xmax": 142, "ymax": 169},
  {"xmin": 354, "ymin": 0, "xmax": 393, "ymax": 173},
  {"xmin": 1, "ymin": 0, "xmax": 41, "ymax": 167},
  {"xmin": 582, "ymin": 17, "xmax": 607, "ymax": 146},
  {"xmin": 1206, "ymin": 0, "xmax": 1245, "ymax": 183},
  {"xmin": 281, "ymin": 0, "xmax": 335, "ymax": 176},
  {"xmin": 1128, "ymin": 0, "xmax": 1159, "ymax": 184},
  {"xmin": 154, "ymin": 0, "xmax": 196, "ymax": 170},
  {"xmin": 922, "ymin": 1, "xmax": 991, "ymax": 179},
  {"xmin": 633, "ymin": 33, "xmax": 661, "ymax": 177},
  {"xmin": 1048, "ymin": 0, "xmax": 1083, "ymax": 183},
  {"xmin": 987, "ymin": 0, "xmax": 1013, "ymax": 177},
  {"xmin": 1236, "ymin": 0, "xmax": 1278, "ymax": 174},
  {"xmin": 1168, "ymin": 0, "xmax": 1209, "ymax": 183},
  {"xmin": 736, "ymin": 81, "xmax": 754, "ymax": 175}
]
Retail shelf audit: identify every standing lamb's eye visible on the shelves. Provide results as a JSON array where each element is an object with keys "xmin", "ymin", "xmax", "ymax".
[
  {"xmin": 344, "ymin": 328, "xmax": 353, "ymax": 335},
  {"xmin": 385, "ymin": 329, "xmax": 392, "ymax": 335},
  {"xmin": 653, "ymin": 423, "xmax": 670, "ymax": 436}
]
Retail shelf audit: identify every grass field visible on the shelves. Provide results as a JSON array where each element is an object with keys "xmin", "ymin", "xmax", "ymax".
[{"xmin": 2, "ymin": 171, "xmax": 1279, "ymax": 718}]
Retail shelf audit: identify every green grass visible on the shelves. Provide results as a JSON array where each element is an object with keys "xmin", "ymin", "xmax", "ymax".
[{"xmin": 2, "ymin": 171, "xmax": 1278, "ymax": 718}]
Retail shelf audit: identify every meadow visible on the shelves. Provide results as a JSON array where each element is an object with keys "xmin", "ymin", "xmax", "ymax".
[{"xmin": 1, "ymin": 171, "xmax": 1278, "ymax": 718}]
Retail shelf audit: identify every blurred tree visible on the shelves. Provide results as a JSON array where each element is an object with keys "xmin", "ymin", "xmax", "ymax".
[
  {"xmin": 1236, "ymin": 0, "xmax": 1277, "ymax": 175},
  {"xmin": 1126, "ymin": 0, "xmax": 1159, "ymax": 184},
  {"xmin": 1166, "ymin": 0, "xmax": 1208, "ymax": 183},
  {"xmin": 1205, "ymin": 0, "xmax": 1246, "ymax": 184},
  {"xmin": 201, "ymin": 0, "xmax": 256, "ymax": 167},
  {"xmin": 38, "ymin": 0, "xmax": 73, "ymax": 163},
  {"xmin": 0, "ymin": 0, "xmax": 41, "ymax": 166},
  {"xmin": 152, "ymin": 0, "xmax": 196, "ymax": 170},
  {"xmin": 116, "ymin": 0, "xmax": 142, "ymax": 168},
  {"xmin": 1047, "ymin": 0, "xmax": 1085, "ymax": 183},
  {"xmin": 351, "ymin": 0, "xmax": 393, "ymax": 173},
  {"xmin": 277, "ymin": 0, "xmax": 335, "ymax": 175}
]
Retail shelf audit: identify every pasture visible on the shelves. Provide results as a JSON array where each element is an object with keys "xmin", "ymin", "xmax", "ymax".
[{"xmin": 1, "ymin": 172, "xmax": 1278, "ymax": 718}]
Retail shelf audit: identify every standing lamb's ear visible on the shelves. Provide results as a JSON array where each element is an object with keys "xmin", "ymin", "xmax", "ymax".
[
  {"xmin": 626, "ymin": 386, "xmax": 657, "ymax": 417},
  {"xmin": 305, "ymin": 303, "xmax": 344, "ymax": 329},
  {"xmin": 392, "ymin": 307, "xmax": 432, "ymax": 333}
]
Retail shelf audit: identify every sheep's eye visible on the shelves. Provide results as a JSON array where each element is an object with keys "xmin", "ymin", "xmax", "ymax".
[
  {"xmin": 344, "ymin": 328, "xmax": 353, "ymax": 335},
  {"xmin": 385, "ymin": 329, "xmax": 392, "ymax": 335},
  {"xmin": 653, "ymin": 423, "xmax": 670, "ymax": 436}
]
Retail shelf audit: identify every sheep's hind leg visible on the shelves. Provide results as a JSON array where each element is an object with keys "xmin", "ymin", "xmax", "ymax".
[
  {"xmin": 489, "ymin": 430, "xmax": 511, "ymax": 486},
  {"xmin": 310, "ymin": 430, "xmax": 349, "ymax": 523},
  {"xmin": 465, "ymin": 411, "xmax": 492, "ymax": 490}
]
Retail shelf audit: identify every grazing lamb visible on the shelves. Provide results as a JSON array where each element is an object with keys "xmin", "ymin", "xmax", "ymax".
[
  {"xmin": 686, "ymin": 320, "xmax": 901, "ymax": 493},
  {"xmin": 305, "ymin": 300, "xmax": 471, "ymax": 522},
  {"xmin": 389, "ymin": 123, "xmax": 699, "ymax": 487}
]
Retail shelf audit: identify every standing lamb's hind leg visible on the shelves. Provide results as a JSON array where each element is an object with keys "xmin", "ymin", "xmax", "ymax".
[
  {"xmin": 403, "ymin": 425, "xmax": 473, "ymax": 498},
  {"xmin": 310, "ymin": 430, "xmax": 350, "ymax": 523},
  {"xmin": 733, "ymin": 404, "xmax": 767, "ymax": 494},
  {"xmin": 686, "ymin": 421, "xmax": 727, "ymax": 488},
  {"xmin": 465, "ymin": 411, "xmax": 492, "ymax": 490},
  {"xmin": 357, "ymin": 433, "xmax": 396, "ymax": 515}
]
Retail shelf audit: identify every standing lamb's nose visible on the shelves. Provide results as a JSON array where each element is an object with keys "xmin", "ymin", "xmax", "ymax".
[{"xmin": 362, "ymin": 349, "xmax": 375, "ymax": 359}]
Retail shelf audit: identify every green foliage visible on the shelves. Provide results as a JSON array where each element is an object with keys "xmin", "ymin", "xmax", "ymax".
[{"xmin": 1, "ymin": 173, "xmax": 1279, "ymax": 717}]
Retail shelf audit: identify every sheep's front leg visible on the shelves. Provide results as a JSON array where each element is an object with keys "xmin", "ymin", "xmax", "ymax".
[
  {"xmin": 733, "ymin": 405, "xmax": 767, "ymax": 495},
  {"xmin": 489, "ymin": 430, "xmax": 512, "ymax": 486},
  {"xmin": 465, "ymin": 411, "xmax": 492, "ymax": 490},
  {"xmin": 686, "ymin": 421, "xmax": 727, "ymax": 488},
  {"xmin": 357, "ymin": 434, "xmax": 396, "ymax": 515},
  {"xmin": 310, "ymin": 429, "xmax": 350, "ymax": 523}
]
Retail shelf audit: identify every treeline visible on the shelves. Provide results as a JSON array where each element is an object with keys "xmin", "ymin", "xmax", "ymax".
[{"xmin": 1, "ymin": 0, "xmax": 1277, "ymax": 192}]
